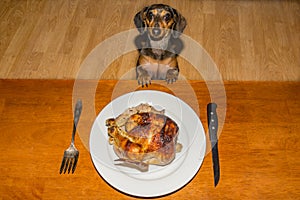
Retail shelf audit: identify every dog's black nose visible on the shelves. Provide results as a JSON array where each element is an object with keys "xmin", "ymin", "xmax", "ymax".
[{"xmin": 152, "ymin": 28, "xmax": 161, "ymax": 36}]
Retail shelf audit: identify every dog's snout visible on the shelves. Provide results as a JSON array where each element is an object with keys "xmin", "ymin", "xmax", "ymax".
[{"xmin": 152, "ymin": 28, "xmax": 161, "ymax": 36}]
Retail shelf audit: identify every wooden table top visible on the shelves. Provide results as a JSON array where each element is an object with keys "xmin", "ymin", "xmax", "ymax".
[{"xmin": 0, "ymin": 79, "xmax": 299, "ymax": 199}]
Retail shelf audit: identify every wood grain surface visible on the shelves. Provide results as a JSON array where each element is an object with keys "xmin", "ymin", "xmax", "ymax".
[
  {"xmin": 0, "ymin": 80, "xmax": 299, "ymax": 199},
  {"xmin": 0, "ymin": 0, "xmax": 299, "ymax": 81}
]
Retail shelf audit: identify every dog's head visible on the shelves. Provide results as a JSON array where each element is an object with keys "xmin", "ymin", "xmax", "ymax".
[{"xmin": 134, "ymin": 4, "xmax": 186, "ymax": 40}]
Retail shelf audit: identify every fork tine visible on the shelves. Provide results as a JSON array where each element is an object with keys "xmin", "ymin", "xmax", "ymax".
[
  {"xmin": 64, "ymin": 157, "xmax": 70, "ymax": 174},
  {"xmin": 68, "ymin": 158, "xmax": 74, "ymax": 174},
  {"xmin": 72, "ymin": 154, "xmax": 79, "ymax": 174},
  {"xmin": 60, "ymin": 155, "xmax": 67, "ymax": 174}
]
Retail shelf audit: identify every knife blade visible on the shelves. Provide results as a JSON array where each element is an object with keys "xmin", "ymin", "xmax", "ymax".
[{"xmin": 207, "ymin": 103, "xmax": 220, "ymax": 187}]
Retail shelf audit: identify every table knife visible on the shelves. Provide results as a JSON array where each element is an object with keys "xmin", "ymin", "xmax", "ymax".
[{"xmin": 207, "ymin": 103, "xmax": 220, "ymax": 187}]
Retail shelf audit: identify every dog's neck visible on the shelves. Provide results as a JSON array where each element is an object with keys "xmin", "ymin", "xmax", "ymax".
[{"xmin": 149, "ymin": 34, "xmax": 171, "ymax": 51}]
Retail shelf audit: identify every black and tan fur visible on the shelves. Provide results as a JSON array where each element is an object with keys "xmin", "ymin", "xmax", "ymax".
[{"xmin": 134, "ymin": 4, "xmax": 187, "ymax": 87}]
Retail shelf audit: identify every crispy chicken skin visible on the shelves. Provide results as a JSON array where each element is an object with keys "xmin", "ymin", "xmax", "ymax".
[{"xmin": 105, "ymin": 103, "xmax": 182, "ymax": 171}]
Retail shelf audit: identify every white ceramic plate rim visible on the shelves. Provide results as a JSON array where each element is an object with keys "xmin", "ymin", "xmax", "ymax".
[{"xmin": 89, "ymin": 90, "xmax": 206, "ymax": 197}]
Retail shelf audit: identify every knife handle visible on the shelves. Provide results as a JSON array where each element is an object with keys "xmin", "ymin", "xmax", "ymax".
[{"xmin": 207, "ymin": 103, "xmax": 218, "ymax": 144}]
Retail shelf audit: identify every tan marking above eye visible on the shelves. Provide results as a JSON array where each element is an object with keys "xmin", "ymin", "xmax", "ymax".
[
  {"xmin": 152, "ymin": 10, "xmax": 158, "ymax": 15},
  {"xmin": 147, "ymin": 10, "xmax": 158, "ymax": 19},
  {"xmin": 161, "ymin": 10, "xmax": 167, "ymax": 15}
]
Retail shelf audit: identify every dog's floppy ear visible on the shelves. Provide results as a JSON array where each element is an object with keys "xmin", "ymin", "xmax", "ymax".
[
  {"xmin": 134, "ymin": 6, "xmax": 149, "ymax": 34},
  {"xmin": 171, "ymin": 8, "xmax": 187, "ymax": 38}
]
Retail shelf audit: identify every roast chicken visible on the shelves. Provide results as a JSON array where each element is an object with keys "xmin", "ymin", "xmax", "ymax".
[{"xmin": 105, "ymin": 103, "xmax": 182, "ymax": 172}]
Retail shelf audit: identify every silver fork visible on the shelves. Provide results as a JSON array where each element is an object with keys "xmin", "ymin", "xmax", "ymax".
[{"xmin": 59, "ymin": 99, "xmax": 82, "ymax": 174}]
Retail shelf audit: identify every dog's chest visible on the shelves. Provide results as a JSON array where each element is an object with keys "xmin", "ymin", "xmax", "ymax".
[
  {"xmin": 143, "ymin": 62, "xmax": 171, "ymax": 80},
  {"xmin": 150, "ymin": 38, "xmax": 169, "ymax": 50}
]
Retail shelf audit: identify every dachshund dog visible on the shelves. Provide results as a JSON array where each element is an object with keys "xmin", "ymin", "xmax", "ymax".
[{"xmin": 134, "ymin": 4, "xmax": 187, "ymax": 87}]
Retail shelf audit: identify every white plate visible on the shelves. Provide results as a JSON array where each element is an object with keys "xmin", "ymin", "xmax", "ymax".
[{"xmin": 89, "ymin": 90, "xmax": 206, "ymax": 197}]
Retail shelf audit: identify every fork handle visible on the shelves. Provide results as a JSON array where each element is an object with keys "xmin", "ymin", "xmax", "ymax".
[{"xmin": 72, "ymin": 99, "xmax": 82, "ymax": 143}]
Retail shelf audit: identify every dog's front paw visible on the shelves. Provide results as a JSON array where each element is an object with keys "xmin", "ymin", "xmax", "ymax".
[
  {"xmin": 138, "ymin": 73, "xmax": 151, "ymax": 87},
  {"xmin": 166, "ymin": 69, "xmax": 179, "ymax": 84}
]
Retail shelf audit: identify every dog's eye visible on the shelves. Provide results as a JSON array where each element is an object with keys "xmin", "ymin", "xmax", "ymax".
[
  {"xmin": 164, "ymin": 13, "xmax": 171, "ymax": 22},
  {"xmin": 147, "ymin": 12, "xmax": 154, "ymax": 20}
]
